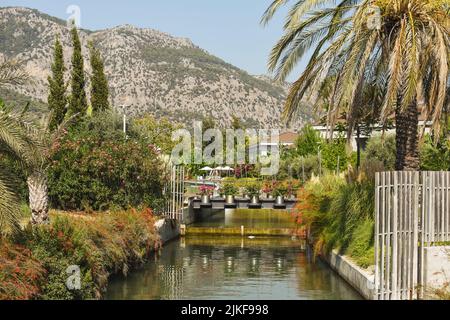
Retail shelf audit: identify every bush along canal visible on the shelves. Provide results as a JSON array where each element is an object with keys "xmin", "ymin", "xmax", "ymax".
[{"xmin": 106, "ymin": 210, "xmax": 362, "ymax": 300}]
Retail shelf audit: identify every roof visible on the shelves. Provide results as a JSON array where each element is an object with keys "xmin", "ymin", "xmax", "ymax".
[{"xmin": 278, "ymin": 131, "xmax": 298, "ymax": 145}]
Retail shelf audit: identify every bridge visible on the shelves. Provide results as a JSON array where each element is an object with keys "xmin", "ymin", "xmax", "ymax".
[{"xmin": 191, "ymin": 196, "xmax": 298, "ymax": 210}]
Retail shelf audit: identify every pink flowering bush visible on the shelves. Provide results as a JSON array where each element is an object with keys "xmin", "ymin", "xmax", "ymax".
[{"xmin": 47, "ymin": 119, "xmax": 164, "ymax": 211}]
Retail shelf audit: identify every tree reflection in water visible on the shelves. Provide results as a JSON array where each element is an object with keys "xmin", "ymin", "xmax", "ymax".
[{"xmin": 106, "ymin": 236, "xmax": 362, "ymax": 300}]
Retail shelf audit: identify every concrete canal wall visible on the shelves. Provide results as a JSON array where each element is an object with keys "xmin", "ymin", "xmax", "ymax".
[
  {"xmin": 155, "ymin": 219, "xmax": 181, "ymax": 244},
  {"xmin": 322, "ymin": 247, "xmax": 450, "ymax": 300},
  {"xmin": 423, "ymin": 246, "xmax": 450, "ymax": 298},
  {"xmin": 322, "ymin": 250, "xmax": 375, "ymax": 300}
]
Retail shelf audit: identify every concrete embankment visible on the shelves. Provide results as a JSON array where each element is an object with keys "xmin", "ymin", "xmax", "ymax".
[
  {"xmin": 155, "ymin": 218, "xmax": 181, "ymax": 244},
  {"xmin": 321, "ymin": 250, "xmax": 375, "ymax": 300}
]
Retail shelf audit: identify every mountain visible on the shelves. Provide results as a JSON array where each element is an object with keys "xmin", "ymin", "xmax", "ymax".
[{"xmin": 0, "ymin": 7, "xmax": 311, "ymax": 128}]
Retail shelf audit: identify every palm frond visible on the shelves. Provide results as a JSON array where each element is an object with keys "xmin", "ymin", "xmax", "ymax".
[
  {"xmin": 0, "ymin": 60, "xmax": 28, "ymax": 87},
  {"xmin": 261, "ymin": 0, "xmax": 291, "ymax": 26}
]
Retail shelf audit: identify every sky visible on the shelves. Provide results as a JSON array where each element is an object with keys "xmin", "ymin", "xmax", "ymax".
[{"xmin": 0, "ymin": 0, "xmax": 307, "ymax": 81}]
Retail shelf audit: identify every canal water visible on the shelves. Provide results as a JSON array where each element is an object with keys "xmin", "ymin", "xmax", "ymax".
[{"xmin": 105, "ymin": 210, "xmax": 362, "ymax": 300}]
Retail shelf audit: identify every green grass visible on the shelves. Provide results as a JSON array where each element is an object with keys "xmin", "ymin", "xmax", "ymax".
[{"xmin": 300, "ymin": 173, "xmax": 375, "ymax": 269}]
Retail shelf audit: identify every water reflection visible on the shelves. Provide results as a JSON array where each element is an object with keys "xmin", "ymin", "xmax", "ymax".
[
  {"xmin": 106, "ymin": 236, "xmax": 362, "ymax": 300},
  {"xmin": 194, "ymin": 209, "xmax": 298, "ymax": 229}
]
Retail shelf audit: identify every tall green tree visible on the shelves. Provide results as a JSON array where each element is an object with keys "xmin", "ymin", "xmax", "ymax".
[
  {"xmin": 295, "ymin": 125, "xmax": 322, "ymax": 157},
  {"xmin": 47, "ymin": 38, "xmax": 67, "ymax": 132},
  {"xmin": 89, "ymin": 43, "xmax": 110, "ymax": 112},
  {"xmin": 68, "ymin": 27, "xmax": 88, "ymax": 118},
  {"xmin": 263, "ymin": 0, "xmax": 449, "ymax": 170}
]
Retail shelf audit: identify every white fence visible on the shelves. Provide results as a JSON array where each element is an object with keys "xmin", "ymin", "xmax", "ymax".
[
  {"xmin": 374, "ymin": 171, "xmax": 450, "ymax": 300},
  {"xmin": 162, "ymin": 165, "xmax": 185, "ymax": 221}
]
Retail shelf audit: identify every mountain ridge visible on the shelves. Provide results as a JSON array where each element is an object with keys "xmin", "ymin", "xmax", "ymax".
[{"xmin": 0, "ymin": 6, "xmax": 311, "ymax": 128}]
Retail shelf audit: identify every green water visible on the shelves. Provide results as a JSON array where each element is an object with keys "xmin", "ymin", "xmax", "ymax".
[
  {"xmin": 192, "ymin": 209, "xmax": 298, "ymax": 229},
  {"xmin": 105, "ymin": 209, "xmax": 361, "ymax": 300},
  {"xmin": 105, "ymin": 235, "xmax": 362, "ymax": 300}
]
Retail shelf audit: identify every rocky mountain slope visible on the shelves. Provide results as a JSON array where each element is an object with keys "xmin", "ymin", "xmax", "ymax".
[{"xmin": 0, "ymin": 7, "xmax": 311, "ymax": 128}]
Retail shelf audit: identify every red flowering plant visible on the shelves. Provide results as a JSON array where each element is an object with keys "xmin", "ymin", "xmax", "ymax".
[
  {"xmin": 199, "ymin": 185, "xmax": 215, "ymax": 196},
  {"xmin": 0, "ymin": 242, "xmax": 46, "ymax": 300},
  {"xmin": 262, "ymin": 181, "xmax": 275, "ymax": 196}
]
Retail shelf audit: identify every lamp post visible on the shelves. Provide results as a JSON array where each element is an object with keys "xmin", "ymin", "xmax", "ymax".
[
  {"xmin": 118, "ymin": 94, "xmax": 132, "ymax": 138},
  {"xmin": 120, "ymin": 105, "xmax": 128, "ymax": 138}
]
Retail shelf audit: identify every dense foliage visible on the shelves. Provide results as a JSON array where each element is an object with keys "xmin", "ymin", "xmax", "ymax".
[
  {"xmin": 295, "ymin": 164, "xmax": 380, "ymax": 268},
  {"xmin": 0, "ymin": 241, "xmax": 46, "ymax": 300},
  {"xmin": 0, "ymin": 208, "xmax": 159, "ymax": 300},
  {"xmin": 420, "ymin": 137, "xmax": 450, "ymax": 171},
  {"xmin": 279, "ymin": 126, "xmax": 352, "ymax": 180},
  {"xmin": 47, "ymin": 113, "xmax": 164, "ymax": 211},
  {"xmin": 364, "ymin": 135, "xmax": 397, "ymax": 170}
]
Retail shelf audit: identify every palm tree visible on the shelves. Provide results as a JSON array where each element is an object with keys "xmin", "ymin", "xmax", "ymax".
[
  {"xmin": 23, "ymin": 116, "xmax": 71, "ymax": 225},
  {"xmin": 263, "ymin": 0, "xmax": 449, "ymax": 170},
  {"xmin": 0, "ymin": 59, "xmax": 55, "ymax": 229},
  {"xmin": 0, "ymin": 60, "xmax": 35, "ymax": 235}
]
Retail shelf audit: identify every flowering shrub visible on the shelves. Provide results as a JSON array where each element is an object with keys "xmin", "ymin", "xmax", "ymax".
[
  {"xmin": 199, "ymin": 185, "xmax": 215, "ymax": 196},
  {"xmin": 262, "ymin": 181, "xmax": 275, "ymax": 195},
  {"xmin": 0, "ymin": 242, "xmax": 46, "ymax": 300},
  {"xmin": 3, "ymin": 208, "xmax": 160, "ymax": 300},
  {"xmin": 47, "ymin": 124, "xmax": 164, "ymax": 211}
]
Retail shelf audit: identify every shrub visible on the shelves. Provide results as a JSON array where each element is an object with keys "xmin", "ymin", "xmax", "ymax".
[
  {"xmin": 278, "ymin": 154, "xmax": 321, "ymax": 180},
  {"xmin": 295, "ymin": 125, "xmax": 322, "ymax": 157},
  {"xmin": 47, "ymin": 115, "xmax": 164, "ymax": 211},
  {"xmin": 243, "ymin": 180, "xmax": 262, "ymax": 197},
  {"xmin": 364, "ymin": 134, "xmax": 396, "ymax": 170},
  {"xmin": 16, "ymin": 208, "xmax": 159, "ymax": 300},
  {"xmin": 420, "ymin": 136, "xmax": 450, "ymax": 171},
  {"xmin": 0, "ymin": 242, "xmax": 46, "ymax": 300},
  {"xmin": 320, "ymin": 137, "xmax": 349, "ymax": 172},
  {"xmin": 221, "ymin": 182, "xmax": 238, "ymax": 196},
  {"xmin": 296, "ymin": 172, "xmax": 375, "ymax": 268},
  {"xmin": 272, "ymin": 181, "xmax": 288, "ymax": 197}
]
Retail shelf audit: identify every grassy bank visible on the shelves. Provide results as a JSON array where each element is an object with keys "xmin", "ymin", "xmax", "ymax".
[
  {"xmin": 0, "ymin": 208, "xmax": 160, "ymax": 300},
  {"xmin": 295, "ymin": 169, "xmax": 377, "ymax": 269}
]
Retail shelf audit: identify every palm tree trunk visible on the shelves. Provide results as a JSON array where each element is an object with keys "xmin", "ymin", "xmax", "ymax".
[
  {"xmin": 395, "ymin": 100, "xmax": 420, "ymax": 171},
  {"xmin": 27, "ymin": 171, "xmax": 49, "ymax": 225}
]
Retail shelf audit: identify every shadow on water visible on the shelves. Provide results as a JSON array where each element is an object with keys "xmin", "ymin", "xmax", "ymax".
[{"xmin": 106, "ymin": 234, "xmax": 363, "ymax": 300}]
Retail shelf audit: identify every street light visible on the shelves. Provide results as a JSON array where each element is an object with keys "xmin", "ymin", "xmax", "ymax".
[
  {"xmin": 117, "ymin": 94, "xmax": 132, "ymax": 138},
  {"xmin": 121, "ymin": 105, "xmax": 127, "ymax": 136}
]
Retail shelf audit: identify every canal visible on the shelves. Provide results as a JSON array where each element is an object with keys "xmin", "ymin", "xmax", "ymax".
[{"xmin": 105, "ymin": 210, "xmax": 362, "ymax": 300}]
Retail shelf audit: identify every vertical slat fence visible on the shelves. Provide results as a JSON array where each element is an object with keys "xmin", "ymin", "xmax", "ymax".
[{"xmin": 375, "ymin": 171, "xmax": 449, "ymax": 300}]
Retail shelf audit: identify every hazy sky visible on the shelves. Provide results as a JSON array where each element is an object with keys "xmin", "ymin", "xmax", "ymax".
[{"xmin": 0, "ymin": 0, "xmax": 307, "ymax": 80}]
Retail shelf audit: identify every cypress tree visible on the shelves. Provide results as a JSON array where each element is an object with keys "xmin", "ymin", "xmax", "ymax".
[
  {"xmin": 89, "ymin": 43, "xmax": 110, "ymax": 112},
  {"xmin": 68, "ymin": 27, "xmax": 88, "ymax": 118},
  {"xmin": 47, "ymin": 38, "xmax": 66, "ymax": 131}
]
